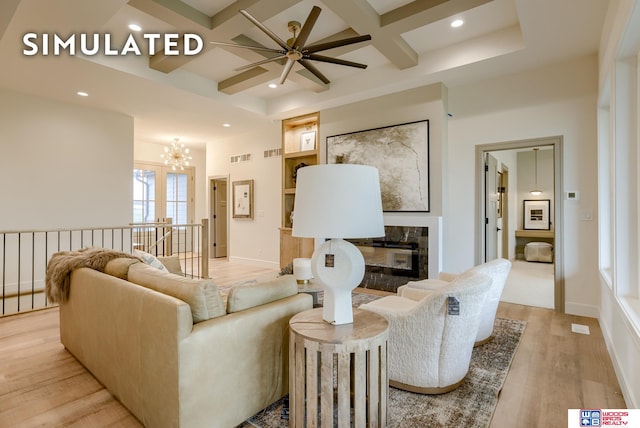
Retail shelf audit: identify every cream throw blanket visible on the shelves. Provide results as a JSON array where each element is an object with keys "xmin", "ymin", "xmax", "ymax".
[{"xmin": 46, "ymin": 247, "xmax": 141, "ymax": 303}]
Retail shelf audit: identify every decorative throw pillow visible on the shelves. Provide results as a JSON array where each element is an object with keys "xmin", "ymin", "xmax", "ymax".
[
  {"xmin": 156, "ymin": 255, "xmax": 183, "ymax": 275},
  {"xmin": 134, "ymin": 250, "xmax": 169, "ymax": 272}
]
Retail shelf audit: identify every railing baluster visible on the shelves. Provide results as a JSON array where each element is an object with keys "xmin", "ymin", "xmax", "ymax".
[
  {"xmin": 1, "ymin": 220, "xmax": 209, "ymax": 316},
  {"xmin": 31, "ymin": 232, "xmax": 35, "ymax": 310},
  {"xmin": 2, "ymin": 234, "xmax": 6, "ymax": 316}
]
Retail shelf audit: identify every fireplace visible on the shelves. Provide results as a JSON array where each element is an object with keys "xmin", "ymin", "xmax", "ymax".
[{"xmin": 348, "ymin": 226, "xmax": 428, "ymax": 293}]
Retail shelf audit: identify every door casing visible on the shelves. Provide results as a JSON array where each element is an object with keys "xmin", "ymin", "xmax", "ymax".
[{"xmin": 475, "ymin": 136, "xmax": 564, "ymax": 313}]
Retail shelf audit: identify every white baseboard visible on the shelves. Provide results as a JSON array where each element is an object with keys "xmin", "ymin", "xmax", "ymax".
[
  {"xmin": 564, "ymin": 301, "xmax": 600, "ymax": 318},
  {"xmin": 228, "ymin": 256, "xmax": 279, "ymax": 270}
]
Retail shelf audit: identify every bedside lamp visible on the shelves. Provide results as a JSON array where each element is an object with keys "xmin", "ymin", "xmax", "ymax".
[{"xmin": 292, "ymin": 164, "xmax": 384, "ymax": 325}]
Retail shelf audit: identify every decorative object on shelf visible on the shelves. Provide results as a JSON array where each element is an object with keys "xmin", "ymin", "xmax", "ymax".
[
  {"xmin": 300, "ymin": 131, "xmax": 316, "ymax": 151},
  {"xmin": 232, "ymin": 179, "xmax": 254, "ymax": 219},
  {"xmin": 161, "ymin": 138, "xmax": 192, "ymax": 171},
  {"xmin": 292, "ymin": 258, "xmax": 313, "ymax": 284},
  {"xmin": 292, "ymin": 164, "xmax": 384, "ymax": 325},
  {"xmin": 530, "ymin": 148, "xmax": 542, "ymax": 196},
  {"xmin": 292, "ymin": 162, "xmax": 308, "ymax": 183},
  {"xmin": 523, "ymin": 199, "xmax": 551, "ymax": 230},
  {"xmin": 327, "ymin": 120, "xmax": 430, "ymax": 212},
  {"xmin": 210, "ymin": 6, "xmax": 371, "ymax": 85}
]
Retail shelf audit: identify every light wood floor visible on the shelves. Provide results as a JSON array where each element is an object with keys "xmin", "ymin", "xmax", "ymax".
[{"xmin": 0, "ymin": 259, "xmax": 626, "ymax": 428}]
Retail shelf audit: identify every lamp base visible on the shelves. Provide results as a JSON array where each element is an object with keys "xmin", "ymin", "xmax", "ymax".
[{"xmin": 310, "ymin": 238, "xmax": 365, "ymax": 325}]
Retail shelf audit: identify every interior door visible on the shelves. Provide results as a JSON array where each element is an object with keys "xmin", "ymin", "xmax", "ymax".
[
  {"xmin": 485, "ymin": 153, "xmax": 499, "ymax": 261},
  {"xmin": 500, "ymin": 166, "xmax": 509, "ymax": 259},
  {"xmin": 212, "ymin": 179, "xmax": 228, "ymax": 258}
]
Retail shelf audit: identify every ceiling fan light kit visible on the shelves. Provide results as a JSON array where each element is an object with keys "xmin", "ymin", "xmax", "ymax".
[{"xmin": 210, "ymin": 6, "xmax": 371, "ymax": 85}]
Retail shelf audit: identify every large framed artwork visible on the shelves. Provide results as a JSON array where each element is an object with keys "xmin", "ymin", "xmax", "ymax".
[
  {"xmin": 326, "ymin": 120, "xmax": 430, "ymax": 212},
  {"xmin": 232, "ymin": 179, "xmax": 254, "ymax": 219},
  {"xmin": 523, "ymin": 199, "xmax": 550, "ymax": 230}
]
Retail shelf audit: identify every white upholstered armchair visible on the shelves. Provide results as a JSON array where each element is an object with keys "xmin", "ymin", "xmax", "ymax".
[
  {"xmin": 398, "ymin": 258, "xmax": 512, "ymax": 345},
  {"xmin": 360, "ymin": 271, "xmax": 492, "ymax": 394}
]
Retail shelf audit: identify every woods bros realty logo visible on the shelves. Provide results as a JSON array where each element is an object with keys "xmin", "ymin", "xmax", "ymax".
[
  {"xmin": 22, "ymin": 32, "xmax": 204, "ymax": 56},
  {"xmin": 568, "ymin": 409, "xmax": 640, "ymax": 427}
]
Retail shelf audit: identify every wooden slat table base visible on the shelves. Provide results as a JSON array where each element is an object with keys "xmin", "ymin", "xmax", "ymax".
[{"xmin": 289, "ymin": 308, "xmax": 389, "ymax": 428}]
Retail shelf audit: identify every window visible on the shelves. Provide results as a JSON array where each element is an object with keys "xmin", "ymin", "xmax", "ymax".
[
  {"xmin": 133, "ymin": 162, "xmax": 194, "ymax": 225},
  {"xmin": 133, "ymin": 168, "xmax": 157, "ymax": 223}
]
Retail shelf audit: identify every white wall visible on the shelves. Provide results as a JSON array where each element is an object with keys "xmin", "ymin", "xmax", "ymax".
[
  {"xmin": 0, "ymin": 88, "xmax": 133, "ymax": 230},
  {"xmin": 206, "ymin": 124, "xmax": 282, "ymax": 268},
  {"xmin": 134, "ymin": 141, "xmax": 208, "ymax": 224},
  {"xmin": 448, "ymin": 55, "xmax": 600, "ymax": 316},
  {"xmin": 596, "ymin": 0, "xmax": 640, "ymax": 409}
]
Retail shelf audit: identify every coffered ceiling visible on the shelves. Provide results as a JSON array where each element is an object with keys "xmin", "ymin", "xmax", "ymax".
[{"xmin": 0, "ymin": 0, "xmax": 608, "ymax": 146}]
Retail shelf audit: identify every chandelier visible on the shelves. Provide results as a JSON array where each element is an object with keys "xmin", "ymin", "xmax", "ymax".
[{"xmin": 161, "ymin": 138, "xmax": 192, "ymax": 171}]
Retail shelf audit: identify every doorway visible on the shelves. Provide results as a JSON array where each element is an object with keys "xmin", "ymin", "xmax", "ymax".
[
  {"xmin": 209, "ymin": 177, "xmax": 229, "ymax": 258},
  {"xmin": 476, "ymin": 136, "xmax": 564, "ymax": 312}
]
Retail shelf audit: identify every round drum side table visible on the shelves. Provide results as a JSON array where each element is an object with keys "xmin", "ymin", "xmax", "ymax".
[{"xmin": 289, "ymin": 307, "xmax": 389, "ymax": 428}]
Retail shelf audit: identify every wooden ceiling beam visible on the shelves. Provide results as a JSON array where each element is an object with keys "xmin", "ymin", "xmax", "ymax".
[{"xmin": 129, "ymin": 0, "xmax": 302, "ymax": 73}]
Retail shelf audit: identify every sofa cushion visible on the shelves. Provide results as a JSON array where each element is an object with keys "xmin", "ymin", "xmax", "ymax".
[
  {"xmin": 104, "ymin": 258, "xmax": 141, "ymax": 280},
  {"xmin": 156, "ymin": 255, "xmax": 184, "ymax": 275},
  {"xmin": 227, "ymin": 275, "xmax": 298, "ymax": 313},
  {"xmin": 134, "ymin": 250, "xmax": 169, "ymax": 272},
  {"xmin": 128, "ymin": 263, "xmax": 225, "ymax": 323}
]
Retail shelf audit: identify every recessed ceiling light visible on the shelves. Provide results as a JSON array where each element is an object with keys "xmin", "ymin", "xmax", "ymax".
[
  {"xmin": 77, "ymin": 91, "xmax": 89, "ymax": 97},
  {"xmin": 129, "ymin": 23, "xmax": 142, "ymax": 32},
  {"xmin": 268, "ymin": 83, "xmax": 278, "ymax": 89},
  {"xmin": 223, "ymin": 123, "xmax": 231, "ymax": 127},
  {"xmin": 451, "ymin": 19, "xmax": 464, "ymax": 28}
]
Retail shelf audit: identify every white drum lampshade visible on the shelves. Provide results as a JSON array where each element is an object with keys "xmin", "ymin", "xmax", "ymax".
[{"xmin": 292, "ymin": 164, "xmax": 384, "ymax": 325}]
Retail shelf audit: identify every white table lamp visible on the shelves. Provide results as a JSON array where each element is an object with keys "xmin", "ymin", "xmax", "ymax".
[{"xmin": 292, "ymin": 164, "xmax": 384, "ymax": 325}]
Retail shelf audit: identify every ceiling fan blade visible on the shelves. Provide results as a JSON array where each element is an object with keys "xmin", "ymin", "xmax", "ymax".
[
  {"xmin": 239, "ymin": 9, "xmax": 290, "ymax": 51},
  {"xmin": 279, "ymin": 58, "xmax": 297, "ymax": 84},
  {"xmin": 298, "ymin": 59, "xmax": 330, "ymax": 85},
  {"xmin": 306, "ymin": 54, "xmax": 368, "ymax": 69},
  {"xmin": 303, "ymin": 35, "xmax": 372, "ymax": 54},
  {"xmin": 235, "ymin": 55, "xmax": 287, "ymax": 71},
  {"xmin": 209, "ymin": 41, "xmax": 283, "ymax": 54},
  {"xmin": 293, "ymin": 6, "xmax": 321, "ymax": 49}
]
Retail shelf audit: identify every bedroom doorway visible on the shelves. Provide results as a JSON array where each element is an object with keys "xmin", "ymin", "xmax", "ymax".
[{"xmin": 476, "ymin": 136, "xmax": 564, "ymax": 312}]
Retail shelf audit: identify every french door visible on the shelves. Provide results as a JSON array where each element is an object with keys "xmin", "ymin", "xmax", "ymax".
[{"xmin": 133, "ymin": 162, "xmax": 195, "ymax": 225}]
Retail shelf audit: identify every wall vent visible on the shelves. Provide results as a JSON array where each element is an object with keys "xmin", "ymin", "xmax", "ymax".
[
  {"xmin": 230, "ymin": 153, "xmax": 252, "ymax": 164},
  {"xmin": 264, "ymin": 148, "xmax": 282, "ymax": 158}
]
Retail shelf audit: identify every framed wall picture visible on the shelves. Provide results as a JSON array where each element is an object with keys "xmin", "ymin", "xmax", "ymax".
[
  {"xmin": 300, "ymin": 131, "xmax": 316, "ymax": 151},
  {"xmin": 523, "ymin": 199, "xmax": 550, "ymax": 230},
  {"xmin": 326, "ymin": 120, "xmax": 430, "ymax": 212},
  {"xmin": 232, "ymin": 179, "xmax": 254, "ymax": 219}
]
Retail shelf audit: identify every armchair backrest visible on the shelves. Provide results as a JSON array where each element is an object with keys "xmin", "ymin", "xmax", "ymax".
[
  {"xmin": 468, "ymin": 258, "xmax": 512, "ymax": 343},
  {"xmin": 432, "ymin": 271, "xmax": 492, "ymax": 383}
]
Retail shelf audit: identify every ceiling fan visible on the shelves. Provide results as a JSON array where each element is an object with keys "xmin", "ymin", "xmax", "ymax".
[{"xmin": 210, "ymin": 6, "xmax": 371, "ymax": 85}]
